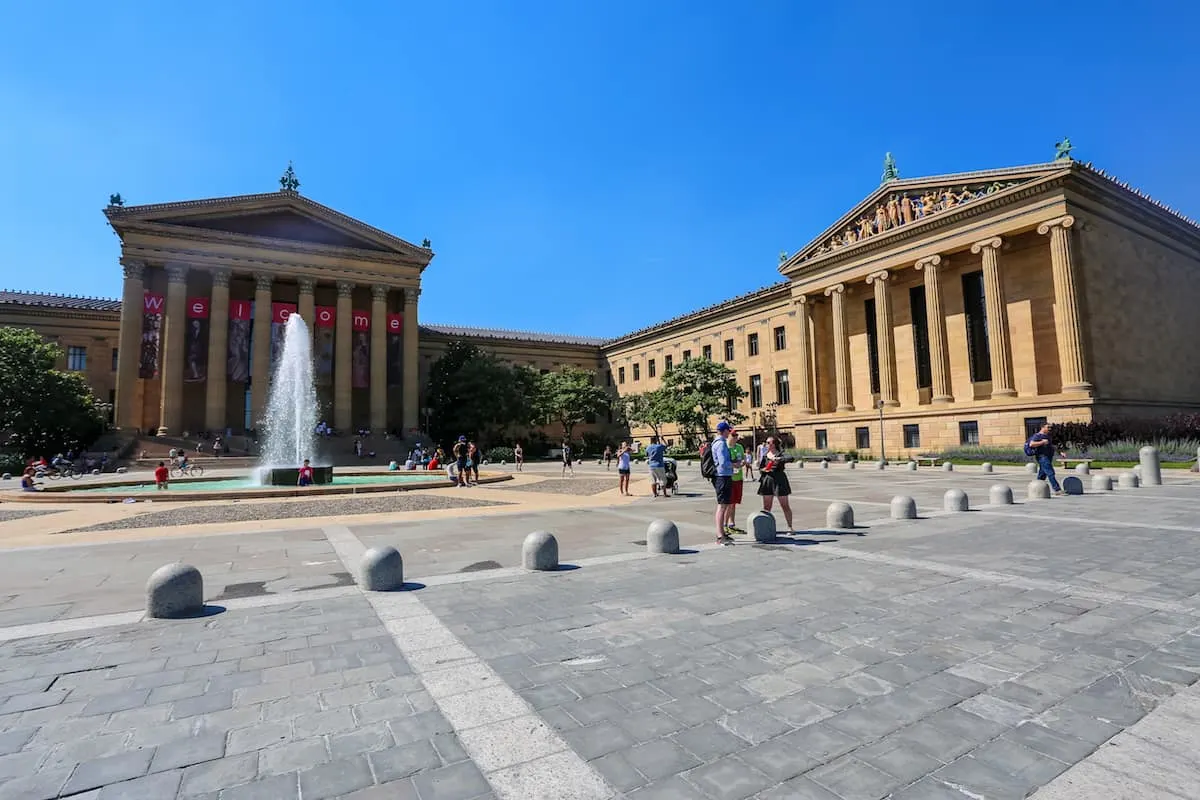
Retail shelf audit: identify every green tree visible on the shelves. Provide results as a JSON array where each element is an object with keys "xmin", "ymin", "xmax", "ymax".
[
  {"xmin": 536, "ymin": 366, "xmax": 609, "ymax": 443},
  {"xmin": 0, "ymin": 328, "xmax": 106, "ymax": 458},
  {"xmin": 618, "ymin": 388, "xmax": 679, "ymax": 440},
  {"xmin": 660, "ymin": 357, "xmax": 747, "ymax": 440},
  {"xmin": 425, "ymin": 342, "xmax": 537, "ymax": 447}
]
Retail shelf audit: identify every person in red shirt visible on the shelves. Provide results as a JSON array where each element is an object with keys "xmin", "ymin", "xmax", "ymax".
[
  {"xmin": 154, "ymin": 461, "xmax": 169, "ymax": 490},
  {"xmin": 298, "ymin": 459, "xmax": 314, "ymax": 487}
]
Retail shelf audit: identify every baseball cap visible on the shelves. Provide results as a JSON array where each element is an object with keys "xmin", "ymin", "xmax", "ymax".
[
  {"xmin": 458, "ymin": 435, "xmax": 467, "ymax": 442},
  {"xmin": 716, "ymin": 421, "xmax": 732, "ymax": 432}
]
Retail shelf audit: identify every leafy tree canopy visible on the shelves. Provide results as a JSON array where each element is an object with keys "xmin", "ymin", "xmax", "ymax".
[
  {"xmin": 659, "ymin": 357, "xmax": 747, "ymax": 439},
  {"xmin": 618, "ymin": 388, "xmax": 679, "ymax": 440},
  {"xmin": 536, "ymin": 366, "xmax": 609, "ymax": 443},
  {"xmin": 425, "ymin": 342, "xmax": 537, "ymax": 447},
  {"xmin": 0, "ymin": 328, "xmax": 106, "ymax": 458}
]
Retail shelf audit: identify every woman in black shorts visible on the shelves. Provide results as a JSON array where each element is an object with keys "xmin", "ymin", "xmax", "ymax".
[{"xmin": 757, "ymin": 437, "xmax": 795, "ymax": 533}]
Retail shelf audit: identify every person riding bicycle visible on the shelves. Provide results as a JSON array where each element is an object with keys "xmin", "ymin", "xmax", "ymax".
[
  {"xmin": 177, "ymin": 452, "xmax": 190, "ymax": 472},
  {"xmin": 51, "ymin": 453, "xmax": 70, "ymax": 471}
]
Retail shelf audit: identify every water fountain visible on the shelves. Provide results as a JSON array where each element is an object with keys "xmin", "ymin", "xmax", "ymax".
[{"xmin": 258, "ymin": 315, "xmax": 332, "ymax": 486}]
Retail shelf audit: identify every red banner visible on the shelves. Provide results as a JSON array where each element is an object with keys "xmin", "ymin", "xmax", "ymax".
[
  {"xmin": 315, "ymin": 305, "xmax": 336, "ymax": 327},
  {"xmin": 351, "ymin": 310, "xmax": 370, "ymax": 332},
  {"xmin": 143, "ymin": 292, "xmax": 165, "ymax": 314},
  {"xmin": 386, "ymin": 313, "xmax": 403, "ymax": 333},
  {"xmin": 271, "ymin": 302, "xmax": 297, "ymax": 324},
  {"xmin": 186, "ymin": 297, "xmax": 209, "ymax": 319},
  {"xmin": 138, "ymin": 292, "xmax": 164, "ymax": 379},
  {"xmin": 229, "ymin": 300, "xmax": 252, "ymax": 321}
]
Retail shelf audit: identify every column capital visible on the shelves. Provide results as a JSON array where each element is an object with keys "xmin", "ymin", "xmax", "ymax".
[
  {"xmin": 914, "ymin": 254, "xmax": 944, "ymax": 271},
  {"xmin": 1037, "ymin": 215, "xmax": 1075, "ymax": 235},
  {"xmin": 336, "ymin": 280, "xmax": 355, "ymax": 298},
  {"xmin": 866, "ymin": 269, "xmax": 891, "ymax": 285},
  {"xmin": 823, "ymin": 283, "xmax": 846, "ymax": 297},
  {"xmin": 211, "ymin": 268, "xmax": 231, "ymax": 289},
  {"xmin": 793, "ymin": 293, "xmax": 810, "ymax": 306},
  {"xmin": 165, "ymin": 264, "xmax": 189, "ymax": 284},
  {"xmin": 970, "ymin": 236, "xmax": 1003, "ymax": 254},
  {"xmin": 297, "ymin": 277, "xmax": 316, "ymax": 294},
  {"xmin": 120, "ymin": 259, "xmax": 145, "ymax": 280},
  {"xmin": 404, "ymin": 287, "xmax": 421, "ymax": 305},
  {"xmin": 371, "ymin": 284, "xmax": 389, "ymax": 301},
  {"xmin": 254, "ymin": 272, "xmax": 273, "ymax": 291}
]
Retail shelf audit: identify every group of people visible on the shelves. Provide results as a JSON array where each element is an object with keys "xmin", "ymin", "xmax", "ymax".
[
  {"xmin": 450, "ymin": 436, "xmax": 483, "ymax": 487},
  {"xmin": 708, "ymin": 421, "xmax": 794, "ymax": 545}
]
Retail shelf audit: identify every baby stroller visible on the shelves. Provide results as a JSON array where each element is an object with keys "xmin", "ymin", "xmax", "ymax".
[{"xmin": 662, "ymin": 458, "xmax": 679, "ymax": 494}]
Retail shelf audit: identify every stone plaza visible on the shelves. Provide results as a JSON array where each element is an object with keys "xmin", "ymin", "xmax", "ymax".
[{"xmin": 1, "ymin": 460, "xmax": 1199, "ymax": 799}]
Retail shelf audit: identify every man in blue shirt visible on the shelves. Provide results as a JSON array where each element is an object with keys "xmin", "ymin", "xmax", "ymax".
[
  {"xmin": 711, "ymin": 421, "xmax": 735, "ymax": 544},
  {"xmin": 1028, "ymin": 423, "xmax": 1063, "ymax": 495},
  {"xmin": 645, "ymin": 435, "xmax": 669, "ymax": 497}
]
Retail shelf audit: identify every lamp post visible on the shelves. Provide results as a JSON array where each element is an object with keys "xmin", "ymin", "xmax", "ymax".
[
  {"xmin": 877, "ymin": 399, "xmax": 886, "ymax": 463},
  {"xmin": 421, "ymin": 406, "xmax": 432, "ymax": 436}
]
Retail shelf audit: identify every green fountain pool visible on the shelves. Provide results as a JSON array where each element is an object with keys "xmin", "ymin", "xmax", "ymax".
[{"xmin": 77, "ymin": 473, "xmax": 448, "ymax": 493}]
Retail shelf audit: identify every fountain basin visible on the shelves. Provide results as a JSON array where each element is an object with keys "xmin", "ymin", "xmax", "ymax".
[{"xmin": 261, "ymin": 466, "xmax": 334, "ymax": 486}]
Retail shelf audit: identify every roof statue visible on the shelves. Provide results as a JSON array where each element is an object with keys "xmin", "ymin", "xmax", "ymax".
[
  {"xmin": 779, "ymin": 251, "xmax": 789, "ymax": 264},
  {"xmin": 279, "ymin": 161, "xmax": 301, "ymax": 192},
  {"xmin": 421, "ymin": 238, "xmax": 432, "ymax": 249},
  {"xmin": 108, "ymin": 193, "xmax": 124, "ymax": 207},
  {"xmin": 1055, "ymin": 138, "xmax": 1073, "ymax": 162},
  {"xmin": 881, "ymin": 152, "xmax": 900, "ymax": 183}
]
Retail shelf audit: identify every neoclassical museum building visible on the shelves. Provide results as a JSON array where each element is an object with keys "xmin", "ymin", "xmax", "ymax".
[{"xmin": 2, "ymin": 155, "xmax": 1198, "ymax": 452}]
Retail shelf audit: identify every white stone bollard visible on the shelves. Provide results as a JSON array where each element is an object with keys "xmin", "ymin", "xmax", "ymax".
[
  {"xmin": 0, "ymin": 473, "xmax": 9, "ymax": 481},
  {"xmin": 116, "ymin": 466, "xmax": 128, "ymax": 474},
  {"xmin": 847, "ymin": 461, "xmax": 856, "ymax": 470},
  {"xmin": 1027, "ymin": 480, "xmax": 1051, "ymax": 500},
  {"xmin": 146, "ymin": 563, "xmax": 204, "ymax": 619},
  {"xmin": 890, "ymin": 496, "xmax": 917, "ymax": 519},
  {"xmin": 826, "ymin": 502, "xmax": 854, "ymax": 529},
  {"xmin": 942, "ymin": 461, "xmax": 954, "ymax": 472},
  {"xmin": 876, "ymin": 460, "xmax": 886, "ymax": 470},
  {"xmin": 1025, "ymin": 462, "xmax": 1038, "ymax": 475},
  {"xmin": 989, "ymin": 484, "xmax": 1014, "ymax": 505},
  {"xmin": 943, "ymin": 489, "xmax": 968, "ymax": 512},
  {"xmin": 981, "ymin": 463, "xmax": 993, "ymax": 474},
  {"xmin": 820, "ymin": 461, "xmax": 829, "ymax": 470},
  {"xmin": 1062, "ymin": 476, "xmax": 1084, "ymax": 495},
  {"xmin": 646, "ymin": 519, "xmax": 680, "ymax": 554},
  {"xmin": 360, "ymin": 546, "xmax": 404, "ymax": 591},
  {"xmin": 1139, "ymin": 446, "xmax": 1162, "ymax": 486},
  {"xmin": 1133, "ymin": 464, "xmax": 1142, "ymax": 479},
  {"xmin": 523, "ymin": 531, "xmax": 559, "ymax": 570},
  {"xmin": 749, "ymin": 511, "xmax": 776, "ymax": 543},
  {"xmin": 1092, "ymin": 475, "xmax": 1113, "ymax": 491},
  {"xmin": 1118, "ymin": 471, "xmax": 1140, "ymax": 489},
  {"xmin": 1074, "ymin": 462, "xmax": 1090, "ymax": 475},
  {"xmin": 907, "ymin": 461, "xmax": 918, "ymax": 472}
]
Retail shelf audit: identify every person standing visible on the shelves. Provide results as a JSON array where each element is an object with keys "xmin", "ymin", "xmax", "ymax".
[
  {"xmin": 561, "ymin": 440, "xmax": 575, "ymax": 477},
  {"xmin": 603, "ymin": 445, "xmax": 613, "ymax": 470},
  {"xmin": 452, "ymin": 436, "xmax": 468, "ymax": 487},
  {"xmin": 725, "ymin": 431, "xmax": 747, "ymax": 536},
  {"xmin": 154, "ymin": 460, "xmax": 170, "ymax": 491},
  {"xmin": 514, "ymin": 442, "xmax": 524, "ymax": 472},
  {"xmin": 1027, "ymin": 423, "xmax": 1064, "ymax": 496},
  {"xmin": 758, "ymin": 437, "xmax": 795, "ymax": 533},
  {"xmin": 467, "ymin": 441, "xmax": 481, "ymax": 485},
  {"xmin": 645, "ymin": 435, "xmax": 668, "ymax": 497},
  {"xmin": 711, "ymin": 421, "xmax": 736, "ymax": 545},
  {"xmin": 298, "ymin": 459, "xmax": 314, "ymax": 487},
  {"xmin": 616, "ymin": 442, "xmax": 632, "ymax": 495}
]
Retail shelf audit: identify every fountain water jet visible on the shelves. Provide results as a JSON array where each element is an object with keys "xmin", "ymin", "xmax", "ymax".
[{"xmin": 258, "ymin": 315, "xmax": 331, "ymax": 485}]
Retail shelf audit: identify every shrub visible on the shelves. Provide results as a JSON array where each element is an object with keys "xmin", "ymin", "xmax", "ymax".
[
  {"xmin": 484, "ymin": 446, "xmax": 515, "ymax": 463},
  {"xmin": 0, "ymin": 451, "xmax": 24, "ymax": 476},
  {"xmin": 1051, "ymin": 415, "xmax": 1200, "ymax": 451},
  {"xmin": 936, "ymin": 446, "xmax": 1027, "ymax": 464},
  {"xmin": 1078, "ymin": 438, "xmax": 1200, "ymax": 463}
]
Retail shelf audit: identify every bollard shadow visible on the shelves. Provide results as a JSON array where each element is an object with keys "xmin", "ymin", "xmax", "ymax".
[
  {"xmin": 756, "ymin": 533, "xmax": 840, "ymax": 546},
  {"xmin": 808, "ymin": 526, "xmax": 870, "ymax": 536},
  {"xmin": 171, "ymin": 604, "xmax": 226, "ymax": 619},
  {"xmin": 677, "ymin": 548, "xmax": 700, "ymax": 555},
  {"xmin": 553, "ymin": 564, "xmax": 581, "ymax": 572},
  {"xmin": 374, "ymin": 581, "xmax": 426, "ymax": 592}
]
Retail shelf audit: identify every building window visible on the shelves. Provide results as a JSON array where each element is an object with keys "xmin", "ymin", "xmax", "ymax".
[
  {"xmin": 107, "ymin": 389, "xmax": 115, "ymax": 422},
  {"xmin": 1024, "ymin": 416, "xmax": 1048, "ymax": 440},
  {"xmin": 632, "ymin": 363, "xmax": 640, "ymax": 381},
  {"xmin": 618, "ymin": 366, "xmax": 625, "ymax": 384},
  {"xmin": 723, "ymin": 339, "xmax": 734, "ymax": 361},
  {"xmin": 903, "ymin": 424, "xmax": 921, "ymax": 449},
  {"xmin": 111, "ymin": 347, "xmax": 119, "ymax": 372},
  {"xmin": 815, "ymin": 429, "xmax": 828, "ymax": 450},
  {"xmin": 67, "ymin": 346, "xmax": 87, "ymax": 372},
  {"xmin": 648, "ymin": 359, "xmax": 656, "ymax": 378},
  {"xmin": 682, "ymin": 349, "xmax": 692, "ymax": 361},
  {"xmin": 962, "ymin": 271, "xmax": 992, "ymax": 382},
  {"xmin": 665, "ymin": 354, "xmax": 673, "ymax": 372},
  {"xmin": 959, "ymin": 420, "xmax": 980, "ymax": 445},
  {"xmin": 725, "ymin": 392, "xmax": 739, "ymax": 412},
  {"xmin": 702, "ymin": 344, "xmax": 712, "ymax": 361},
  {"xmin": 605, "ymin": 370, "xmax": 612, "ymax": 387},
  {"xmin": 748, "ymin": 333, "xmax": 759, "ymax": 357},
  {"xmin": 775, "ymin": 370, "xmax": 790, "ymax": 405},
  {"xmin": 864, "ymin": 298, "xmax": 881, "ymax": 394},
  {"xmin": 909, "ymin": 286, "xmax": 932, "ymax": 389},
  {"xmin": 540, "ymin": 368, "xmax": 550, "ymax": 375},
  {"xmin": 749, "ymin": 375, "xmax": 763, "ymax": 408},
  {"xmin": 856, "ymin": 426, "xmax": 871, "ymax": 450},
  {"xmin": 773, "ymin": 326, "xmax": 787, "ymax": 351}
]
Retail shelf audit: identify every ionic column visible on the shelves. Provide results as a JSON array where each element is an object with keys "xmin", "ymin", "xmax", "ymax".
[
  {"xmin": 1037, "ymin": 215, "xmax": 1092, "ymax": 393},
  {"xmin": 915, "ymin": 255, "xmax": 953, "ymax": 403},
  {"xmin": 157, "ymin": 264, "xmax": 189, "ymax": 435},
  {"xmin": 370, "ymin": 285, "xmax": 388, "ymax": 432},
  {"xmin": 971, "ymin": 237, "xmax": 1016, "ymax": 397},
  {"xmin": 402, "ymin": 287, "xmax": 420, "ymax": 431},
  {"xmin": 823, "ymin": 283, "xmax": 853, "ymax": 412},
  {"xmin": 297, "ymin": 277, "xmax": 316, "ymax": 333},
  {"xmin": 866, "ymin": 270, "xmax": 899, "ymax": 406},
  {"xmin": 793, "ymin": 295, "xmax": 814, "ymax": 413},
  {"xmin": 114, "ymin": 260, "xmax": 144, "ymax": 431},
  {"xmin": 334, "ymin": 281, "xmax": 354, "ymax": 431},
  {"xmin": 250, "ymin": 272, "xmax": 273, "ymax": 428},
  {"xmin": 204, "ymin": 269, "xmax": 231, "ymax": 431}
]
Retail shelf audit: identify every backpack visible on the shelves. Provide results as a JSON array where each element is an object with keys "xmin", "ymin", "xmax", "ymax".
[
  {"xmin": 1023, "ymin": 439, "xmax": 1035, "ymax": 457},
  {"xmin": 700, "ymin": 443, "xmax": 716, "ymax": 480}
]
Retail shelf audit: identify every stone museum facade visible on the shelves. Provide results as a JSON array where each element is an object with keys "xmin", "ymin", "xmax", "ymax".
[{"xmin": 1, "ymin": 157, "xmax": 1197, "ymax": 451}]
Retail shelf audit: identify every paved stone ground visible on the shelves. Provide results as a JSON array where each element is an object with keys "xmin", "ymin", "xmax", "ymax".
[
  {"xmin": 0, "ymin": 463, "xmax": 1196, "ymax": 797},
  {"xmin": 487, "ymin": 478, "xmax": 626, "ymax": 496},
  {"xmin": 0, "ymin": 510, "xmax": 59, "ymax": 523}
]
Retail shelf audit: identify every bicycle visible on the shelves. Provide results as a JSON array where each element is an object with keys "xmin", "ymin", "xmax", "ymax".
[
  {"xmin": 46, "ymin": 466, "xmax": 81, "ymax": 480},
  {"xmin": 170, "ymin": 463, "xmax": 205, "ymax": 479}
]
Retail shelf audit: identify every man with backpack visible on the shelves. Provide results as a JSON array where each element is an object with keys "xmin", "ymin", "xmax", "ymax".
[
  {"xmin": 704, "ymin": 421, "xmax": 736, "ymax": 545},
  {"xmin": 1026, "ymin": 423, "xmax": 1064, "ymax": 496}
]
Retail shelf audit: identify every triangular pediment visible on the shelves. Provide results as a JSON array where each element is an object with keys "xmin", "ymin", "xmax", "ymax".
[
  {"xmin": 782, "ymin": 162, "xmax": 1072, "ymax": 272},
  {"xmin": 105, "ymin": 191, "xmax": 430, "ymax": 260}
]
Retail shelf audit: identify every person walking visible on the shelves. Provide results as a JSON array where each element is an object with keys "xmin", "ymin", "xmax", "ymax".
[
  {"xmin": 725, "ymin": 430, "xmax": 747, "ymax": 536},
  {"xmin": 711, "ymin": 421, "xmax": 736, "ymax": 545},
  {"xmin": 1027, "ymin": 423, "xmax": 1064, "ymax": 496},
  {"xmin": 603, "ymin": 445, "xmax": 613, "ymax": 470},
  {"xmin": 616, "ymin": 442, "xmax": 632, "ymax": 495},
  {"xmin": 645, "ymin": 435, "xmax": 668, "ymax": 497},
  {"xmin": 561, "ymin": 440, "xmax": 575, "ymax": 477},
  {"xmin": 758, "ymin": 437, "xmax": 795, "ymax": 533}
]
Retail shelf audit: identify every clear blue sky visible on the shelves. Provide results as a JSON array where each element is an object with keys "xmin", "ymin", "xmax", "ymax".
[{"xmin": 2, "ymin": 1, "xmax": 1195, "ymax": 338}]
